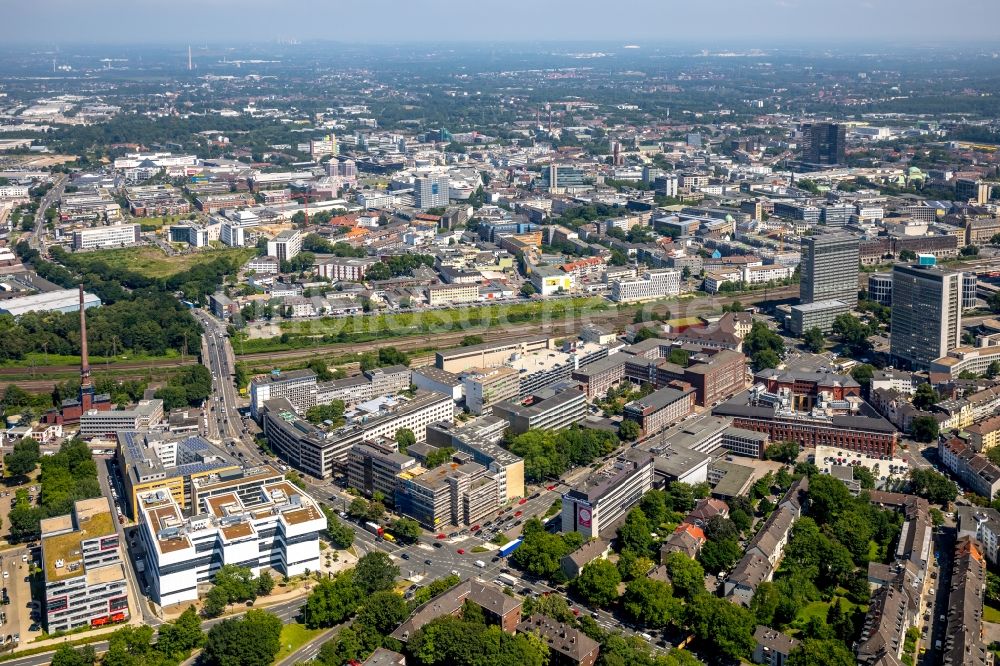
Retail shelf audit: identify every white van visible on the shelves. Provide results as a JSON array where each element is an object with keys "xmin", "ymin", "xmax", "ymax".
[{"xmin": 474, "ymin": 560, "xmax": 486, "ymax": 568}]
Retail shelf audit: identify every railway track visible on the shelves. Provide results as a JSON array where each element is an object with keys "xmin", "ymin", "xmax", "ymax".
[{"xmin": 6, "ymin": 287, "xmax": 798, "ymax": 392}]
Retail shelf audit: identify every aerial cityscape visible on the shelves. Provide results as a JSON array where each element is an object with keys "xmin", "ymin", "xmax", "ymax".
[{"xmin": 1, "ymin": 5, "xmax": 1000, "ymax": 666}]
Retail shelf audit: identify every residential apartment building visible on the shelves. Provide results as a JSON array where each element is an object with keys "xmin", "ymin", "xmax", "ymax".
[
  {"xmin": 561, "ymin": 450, "xmax": 654, "ymax": 539},
  {"xmin": 250, "ymin": 369, "xmax": 318, "ymax": 419},
  {"xmin": 941, "ymin": 536, "xmax": 992, "ymax": 666},
  {"xmin": 42, "ymin": 498, "xmax": 129, "ymax": 633},
  {"xmin": 135, "ymin": 480, "xmax": 325, "ymax": 606},
  {"xmin": 891, "ymin": 262, "xmax": 964, "ymax": 370},
  {"xmin": 414, "ymin": 173, "xmax": 449, "ymax": 210},
  {"xmin": 72, "ymin": 224, "xmax": 141, "ymax": 250},
  {"xmin": 939, "ymin": 437, "xmax": 1000, "ymax": 501},
  {"xmin": 315, "ymin": 256, "xmax": 379, "ymax": 282}
]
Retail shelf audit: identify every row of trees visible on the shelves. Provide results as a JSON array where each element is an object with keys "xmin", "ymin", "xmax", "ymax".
[
  {"xmin": 9, "ymin": 439, "xmax": 101, "ymax": 542},
  {"xmin": 154, "ymin": 364, "xmax": 213, "ymax": 411},
  {"xmin": 52, "ymin": 605, "xmax": 204, "ymax": 666},
  {"xmin": 202, "ymin": 565, "xmax": 275, "ymax": 617}
]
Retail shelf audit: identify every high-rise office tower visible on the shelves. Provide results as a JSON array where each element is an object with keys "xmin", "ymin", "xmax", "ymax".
[
  {"xmin": 414, "ymin": 173, "xmax": 449, "ymax": 210},
  {"xmin": 800, "ymin": 233, "xmax": 860, "ymax": 307},
  {"xmin": 801, "ymin": 122, "xmax": 846, "ymax": 165},
  {"xmin": 890, "ymin": 262, "xmax": 964, "ymax": 370}
]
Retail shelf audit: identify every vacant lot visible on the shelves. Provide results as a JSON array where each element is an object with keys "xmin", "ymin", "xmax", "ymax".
[{"xmin": 72, "ymin": 246, "xmax": 256, "ymax": 279}]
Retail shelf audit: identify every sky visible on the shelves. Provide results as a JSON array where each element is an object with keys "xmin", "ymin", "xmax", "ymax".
[{"xmin": 7, "ymin": 0, "xmax": 1000, "ymax": 45}]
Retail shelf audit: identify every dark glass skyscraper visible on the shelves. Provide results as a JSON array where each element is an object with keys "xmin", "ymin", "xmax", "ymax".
[{"xmin": 802, "ymin": 122, "xmax": 846, "ymax": 165}]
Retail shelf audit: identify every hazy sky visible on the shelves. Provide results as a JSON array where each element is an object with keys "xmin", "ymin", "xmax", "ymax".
[{"xmin": 9, "ymin": 0, "xmax": 1000, "ymax": 44}]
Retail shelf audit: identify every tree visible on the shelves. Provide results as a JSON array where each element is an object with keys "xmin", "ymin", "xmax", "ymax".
[
  {"xmin": 831, "ymin": 314, "xmax": 872, "ymax": 357},
  {"xmin": 307, "ymin": 401, "xmax": 345, "ymax": 427},
  {"xmin": 787, "ymin": 638, "xmax": 855, "ymax": 666},
  {"xmin": 156, "ymin": 606, "xmax": 204, "ymax": 658},
  {"xmin": 621, "ymin": 577, "xmax": 683, "ymax": 628},
  {"xmin": 355, "ymin": 590, "xmax": 409, "ymax": 635},
  {"xmin": 256, "ymin": 572, "xmax": 275, "ymax": 596},
  {"xmin": 617, "ymin": 507, "xmax": 654, "ymax": 556},
  {"xmin": 851, "ymin": 363, "xmax": 875, "ymax": 389},
  {"xmin": 910, "ymin": 415, "xmax": 940, "ymax": 443},
  {"xmin": 618, "ymin": 419, "xmax": 642, "ymax": 442},
  {"xmin": 765, "ymin": 440, "xmax": 799, "ymax": 464},
  {"xmin": 306, "ymin": 358, "xmax": 333, "ymax": 381},
  {"xmin": 686, "ymin": 594, "xmax": 756, "ymax": 660},
  {"xmin": 663, "ymin": 552, "xmax": 705, "ymax": 600},
  {"xmin": 395, "ymin": 427, "xmax": 416, "ymax": 452},
  {"xmin": 103, "ymin": 625, "xmax": 154, "ymax": 666},
  {"xmin": 912, "ymin": 382, "xmax": 939, "ymax": 411},
  {"xmin": 461, "ymin": 335, "xmax": 484, "ymax": 346},
  {"xmin": 512, "ymin": 518, "xmax": 583, "ymax": 580},
  {"xmin": 570, "ymin": 559, "xmax": 621, "ymax": 608},
  {"xmin": 203, "ymin": 586, "xmax": 229, "ymax": 618},
  {"xmin": 752, "ymin": 348, "xmax": 781, "ymax": 371},
  {"xmin": 391, "ymin": 517, "xmax": 422, "ymax": 544},
  {"xmin": 321, "ymin": 508, "xmax": 355, "ymax": 550},
  {"xmin": 203, "ymin": 610, "xmax": 282, "ymax": 666},
  {"xmin": 51, "ymin": 645, "xmax": 97, "ymax": 666},
  {"xmin": 802, "ymin": 327, "xmax": 825, "ymax": 353},
  {"xmin": 5, "ymin": 439, "xmax": 40, "ymax": 477},
  {"xmin": 304, "ymin": 572, "xmax": 363, "ymax": 629},
  {"xmin": 698, "ymin": 538, "xmax": 741, "ymax": 573},
  {"xmin": 353, "ymin": 551, "xmax": 399, "ymax": 595},
  {"xmin": 909, "ymin": 468, "xmax": 958, "ymax": 504},
  {"xmin": 639, "ymin": 490, "xmax": 668, "ymax": 528},
  {"xmin": 807, "ymin": 474, "xmax": 854, "ymax": 525},
  {"xmin": 211, "ymin": 565, "xmax": 258, "ymax": 606},
  {"xmin": 520, "ymin": 283, "xmax": 537, "ymax": 297},
  {"xmin": 853, "ymin": 466, "xmax": 876, "ymax": 490}
]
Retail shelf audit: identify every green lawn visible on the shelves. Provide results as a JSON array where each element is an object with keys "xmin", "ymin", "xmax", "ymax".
[
  {"xmin": 70, "ymin": 246, "xmax": 256, "ymax": 279},
  {"xmin": 273, "ymin": 623, "xmax": 324, "ymax": 663},
  {"xmin": 984, "ymin": 603, "xmax": 1000, "ymax": 623},
  {"xmin": 0, "ymin": 349, "xmax": 182, "ymax": 369},
  {"xmin": 241, "ymin": 297, "xmax": 611, "ymax": 354}
]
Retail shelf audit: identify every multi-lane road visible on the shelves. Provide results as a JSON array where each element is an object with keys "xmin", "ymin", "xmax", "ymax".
[{"xmin": 27, "ymin": 174, "xmax": 67, "ymax": 253}]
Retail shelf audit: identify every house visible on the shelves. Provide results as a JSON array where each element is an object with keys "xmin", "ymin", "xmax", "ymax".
[
  {"xmin": 518, "ymin": 614, "xmax": 601, "ymax": 666},
  {"xmin": 685, "ymin": 498, "xmax": 729, "ymax": 526},
  {"xmin": 660, "ymin": 523, "xmax": 706, "ymax": 561},
  {"xmin": 560, "ymin": 539, "xmax": 612, "ymax": 580},
  {"xmin": 753, "ymin": 625, "xmax": 800, "ymax": 666},
  {"xmin": 390, "ymin": 580, "xmax": 522, "ymax": 643}
]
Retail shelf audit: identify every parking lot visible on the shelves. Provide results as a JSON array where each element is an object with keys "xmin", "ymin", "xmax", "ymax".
[{"xmin": 815, "ymin": 444, "xmax": 909, "ymax": 486}]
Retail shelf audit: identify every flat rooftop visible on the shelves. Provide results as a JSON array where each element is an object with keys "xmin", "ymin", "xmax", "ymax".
[{"xmin": 43, "ymin": 498, "xmax": 117, "ymax": 582}]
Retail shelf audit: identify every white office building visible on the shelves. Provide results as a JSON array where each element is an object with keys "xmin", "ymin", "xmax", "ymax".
[
  {"xmin": 610, "ymin": 269, "xmax": 681, "ymax": 303},
  {"xmin": 267, "ymin": 229, "xmax": 302, "ymax": 263},
  {"xmin": 414, "ymin": 173, "xmax": 449, "ymax": 210},
  {"xmin": 136, "ymin": 479, "xmax": 325, "ymax": 606},
  {"xmin": 72, "ymin": 224, "xmax": 141, "ymax": 250}
]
